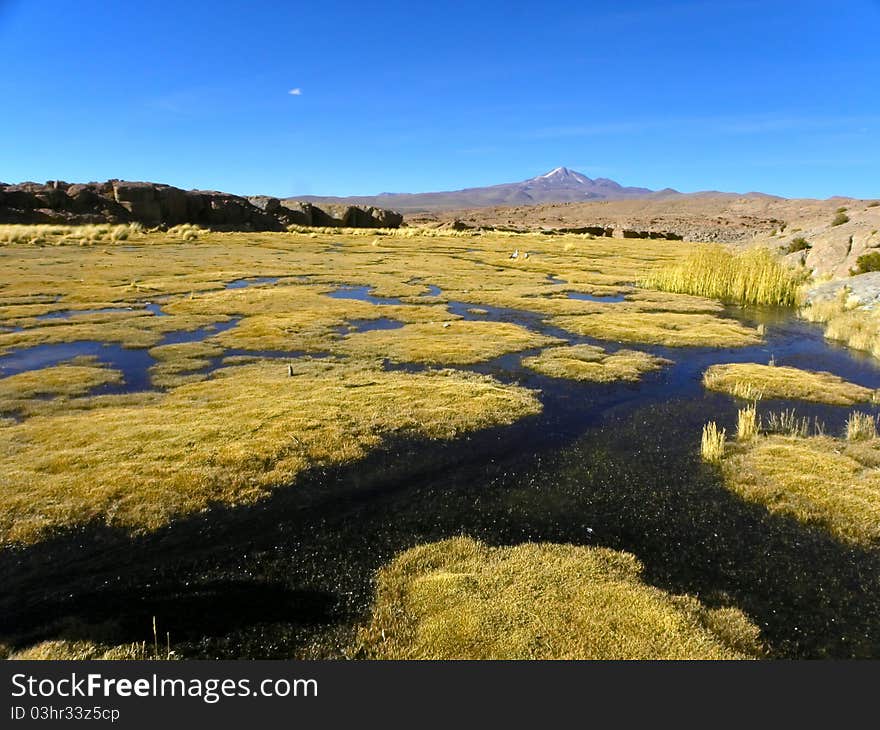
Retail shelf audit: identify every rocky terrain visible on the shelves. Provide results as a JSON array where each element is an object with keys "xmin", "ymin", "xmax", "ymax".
[
  {"xmin": 289, "ymin": 167, "xmax": 661, "ymax": 212},
  {"xmin": 4, "ymin": 176, "xmax": 878, "ymax": 283},
  {"xmin": 0, "ymin": 180, "xmax": 403, "ymax": 230}
]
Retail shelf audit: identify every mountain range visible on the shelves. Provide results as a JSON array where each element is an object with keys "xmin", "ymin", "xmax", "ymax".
[{"xmin": 286, "ymin": 167, "xmax": 676, "ymax": 212}]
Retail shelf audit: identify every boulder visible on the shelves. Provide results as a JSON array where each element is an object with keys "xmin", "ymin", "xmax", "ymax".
[
  {"xmin": 2, "ymin": 187, "xmax": 41, "ymax": 210},
  {"xmin": 34, "ymin": 187, "xmax": 73, "ymax": 210},
  {"xmin": 370, "ymin": 206, "xmax": 403, "ymax": 228},
  {"xmin": 112, "ymin": 181, "xmax": 162, "ymax": 223},
  {"xmin": 248, "ymin": 196, "xmax": 283, "ymax": 215},
  {"xmin": 804, "ymin": 272, "xmax": 880, "ymax": 308},
  {"xmin": 158, "ymin": 186, "xmax": 189, "ymax": 224},
  {"xmin": 278, "ymin": 201, "xmax": 314, "ymax": 226}
]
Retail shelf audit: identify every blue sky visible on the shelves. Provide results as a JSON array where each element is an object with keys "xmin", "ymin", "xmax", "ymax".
[{"xmin": 1, "ymin": 0, "xmax": 878, "ymax": 198}]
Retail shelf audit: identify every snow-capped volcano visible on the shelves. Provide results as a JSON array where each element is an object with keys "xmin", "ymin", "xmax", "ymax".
[
  {"xmin": 289, "ymin": 167, "xmax": 658, "ymax": 212},
  {"xmin": 534, "ymin": 166, "xmax": 592, "ymax": 182}
]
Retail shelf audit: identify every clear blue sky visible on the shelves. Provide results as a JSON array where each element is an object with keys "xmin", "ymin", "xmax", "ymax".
[{"xmin": 1, "ymin": 0, "xmax": 878, "ymax": 199}]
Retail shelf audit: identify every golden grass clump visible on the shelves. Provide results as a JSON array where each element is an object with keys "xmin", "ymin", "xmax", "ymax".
[
  {"xmin": 147, "ymin": 341, "xmax": 223, "ymax": 388},
  {"xmin": 7, "ymin": 640, "xmax": 154, "ymax": 661},
  {"xmin": 521, "ymin": 344, "xmax": 670, "ymax": 382},
  {"xmin": 846, "ymin": 412, "xmax": 878, "ymax": 441},
  {"xmin": 0, "ymin": 360, "xmax": 540, "ymax": 545},
  {"xmin": 0, "ymin": 224, "xmax": 73, "ymax": 245},
  {"xmin": 703, "ymin": 363, "xmax": 876, "ymax": 406},
  {"xmin": 642, "ymin": 244, "xmax": 804, "ymax": 307},
  {"xmin": 356, "ymin": 537, "xmax": 762, "ymax": 660},
  {"xmin": 701, "ymin": 422, "xmax": 726, "ymax": 462},
  {"xmin": 802, "ymin": 294, "xmax": 880, "ymax": 360},
  {"xmin": 763, "ymin": 409, "xmax": 817, "ymax": 438},
  {"xmin": 720, "ymin": 430, "xmax": 880, "ymax": 546},
  {"xmin": 166, "ymin": 223, "xmax": 203, "ymax": 241},
  {"xmin": 0, "ymin": 223, "xmax": 147, "ymax": 246},
  {"xmin": 0, "ymin": 312, "xmax": 232, "ymax": 355},
  {"xmin": 552, "ymin": 311, "xmax": 762, "ymax": 348},
  {"xmin": 0, "ymin": 361, "xmax": 122, "ymax": 417},
  {"xmin": 334, "ymin": 320, "xmax": 561, "ymax": 365},
  {"xmin": 736, "ymin": 404, "xmax": 759, "ymax": 442}
]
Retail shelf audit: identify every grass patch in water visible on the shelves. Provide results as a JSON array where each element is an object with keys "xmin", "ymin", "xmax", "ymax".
[
  {"xmin": 0, "ymin": 312, "xmax": 231, "ymax": 354},
  {"xmin": 522, "ymin": 344, "xmax": 670, "ymax": 382},
  {"xmin": 0, "ymin": 360, "xmax": 123, "ymax": 417},
  {"xmin": 334, "ymin": 320, "xmax": 561, "ymax": 365},
  {"xmin": 166, "ymin": 285, "xmax": 454, "ymax": 353},
  {"xmin": 803, "ymin": 294, "xmax": 880, "ymax": 360},
  {"xmin": 356, "ymin": 537, "xmax": 762, "ymax": 659},
  {"xmin": 0, "ymin": 360, "xmax": 540, "ymax": 545},
  {"xmin": 704, "ymin": 363, "xmax": 877, "ymax": 405},
  {"xmin": 642, "ymin": 244, "xmax": 804, "ymax": 307},
  {"xmin": 720, "ymin": 431, "xmax": 880, "ymax": 547},
  {"xmin": 552, "ymin": 311, "xmax": 762, "ymax": 348},
  {"xmin": 7, "ymin": 640, "xmax": 150, "ymax": 660},
  {"xmin": 147, "ymin": 341, "xmax": 224, "ymax": 389}
]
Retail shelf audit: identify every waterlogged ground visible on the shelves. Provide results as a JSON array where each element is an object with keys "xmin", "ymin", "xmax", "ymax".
[{"xmin": 1, "ymin": 230, "xmax": 880, "ymax": 658}]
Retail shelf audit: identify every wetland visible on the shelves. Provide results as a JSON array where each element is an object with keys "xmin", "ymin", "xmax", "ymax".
[{"xmin": 2, "ymin": 227, "xmax": 879, "ymax": 659}]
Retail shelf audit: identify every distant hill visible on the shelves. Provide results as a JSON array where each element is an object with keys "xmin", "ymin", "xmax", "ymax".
[{"xmin": 286, "ymin": 167, "xmax": 670, "ymax": 212}]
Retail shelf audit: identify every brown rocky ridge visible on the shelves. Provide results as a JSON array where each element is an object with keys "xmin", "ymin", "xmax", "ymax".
[{"xmin": 0, "ymin": 180, "xmax": 403, "ymax": 230}]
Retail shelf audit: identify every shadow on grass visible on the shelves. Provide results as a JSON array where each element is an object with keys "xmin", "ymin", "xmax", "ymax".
[
  {"xmin": 4, "ymin": 312, "xmax": 880, "ymax": 658},
  {"xmin": 2, "ymin": 391, "xmax": 879, "ymax": 659}
]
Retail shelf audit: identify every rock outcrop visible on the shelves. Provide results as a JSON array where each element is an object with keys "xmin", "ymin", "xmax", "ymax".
[
  {"xmin": 777, "ymin": 208, "xmax": 880, "ymax": 278},
  {"xmin": 0, "ymin": 180, "xmax": 403, "ymax": 230},
  {"xmin": 803, "ymin": 272, "xmax": 880, "ymax": 308}
]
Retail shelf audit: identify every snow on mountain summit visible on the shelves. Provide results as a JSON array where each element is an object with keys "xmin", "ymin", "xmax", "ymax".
[
  {"xmin": 533, "ymin": 167, "xmax": 590, "ymax": 183},
  {"xmin": 291, "ymin": 167, "xmax": 655, "ymax": 211}
]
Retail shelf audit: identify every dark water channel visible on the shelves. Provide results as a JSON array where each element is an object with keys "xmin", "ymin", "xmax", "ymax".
[{"xmin": 2, "ymin": 293, "xmax": 880, "ymax": 658}]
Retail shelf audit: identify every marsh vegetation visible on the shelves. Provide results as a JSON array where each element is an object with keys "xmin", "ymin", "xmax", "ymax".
[
  {"xmin": 714, "ymin": 418, "xmax": 880, "ymax": 547},
  {"xmin": 642, "ymin": 244, "xmax": 805, "ymax": 306},
  {"xmin": 2, "ymin": 225, "xmax": 880, "ymax": 660},
  {"xmin": 703, "ymin": 362, "xmax": 878, "ymax": 405}
]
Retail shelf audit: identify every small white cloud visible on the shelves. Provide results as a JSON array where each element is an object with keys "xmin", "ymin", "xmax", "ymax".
[{"xmin": 288, "ymin": 88, "xmax": 302, "ymax": 96}]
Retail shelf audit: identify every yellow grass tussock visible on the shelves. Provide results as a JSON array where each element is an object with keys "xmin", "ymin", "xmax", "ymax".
[
  {"xmin": 703, "ymin": 363, "xmax": 876, "ymax": 406},
  {"xmin": 553, "ymin": 311, "xmax": 762, "ymax": 348},
  {"xmin": 721, "ymin": 430, "xmax": 880, "ymax": 547},
  {"xmin": 701, "ymin": 422, "xmax": 726, "ymax": 462},
  {"xmin": 521, "ymin": 344, "xmax": 670, "ymax": 382},
  {"xmin": 846, "ymin": 412, "xmax": 878, "ymax": 441},
  {"xmin": 357, "ymin": 537, "xmax": 762, "ymax": 660},
  {"xmin": 737, "ymin": 404, "xmax": 759, "ymax": 441}
]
